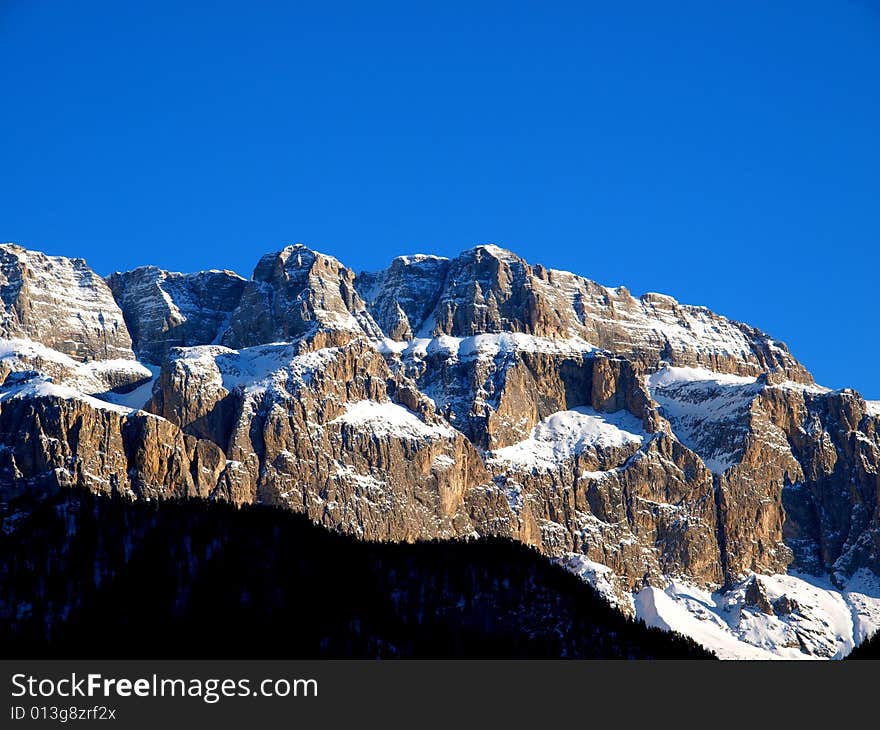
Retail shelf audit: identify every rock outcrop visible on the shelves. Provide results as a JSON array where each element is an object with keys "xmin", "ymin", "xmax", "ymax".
[
  {"xmin": 221, "ymin": 244, "xmax": 383, "ymax": 349},
  {"xmin": 152, "ymin": 339, "xmax": 487, "ymax": 540},
  {"xmin": 0, "ymin": 375, "xmax": 224, "ymax": 504},
  {"xmin": 108, "ymin": 266, "xmax": 246, "ymax": 363},
  {"xmin": 650, "ymin": 367, "xmax": 880, "ymax": 582},
  {"xmin": 0, "ymin": 244, "xmax": 133, "ymax": 361},
  {"xmin": 355, "ymin": 254, "xmax": 451, "ymax": 340}
]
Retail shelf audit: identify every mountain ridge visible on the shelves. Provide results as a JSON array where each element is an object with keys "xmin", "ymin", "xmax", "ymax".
[{"xmin": 1, "ymin": 240, "xmax": 878, "ymax": 659}]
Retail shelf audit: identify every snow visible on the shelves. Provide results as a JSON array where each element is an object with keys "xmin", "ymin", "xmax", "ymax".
[
  {"xmin": 216, "ymin": 344, "xmax": 336, "ymax": 392},
  {"xmin": 579, "ymin": 468, "xmax": 616, "ymax": 480},
  {"xmin": 777, "ymin": 380, "xmax": 832, "ymax": 395},
  {"xmin": 331, "ymin": 462, "xmax": 388, "ymax": 491},
  {"xmin": 635, "ymin": 584, "xmax": 781, "ymax": 660},
  {"xmin": 634, "ymin": 571, "xmax": 880, "ymax": 660},
  {"xmin": 0, "ymin": 336, "xmax": 155, "ymax": 406},
  {"xmin": 0, "ymin": 337, "xmax": 149, "ymax": 377},
  {"xmin": 559, "ymin": 554, "xmax": 634, "ymax": 615},
  {"xmin": 647, "ymin": 365, "xmax": 840, "ymax": 475},
  {"xmin": 0, "ymin": 337, "xmax": 81, "ymax": 366},
  {"xmin": 331, "ymin": 399, "xmax": 456, "ymax": 441},
  {"xmin": 648, "ymin": 365, "xmax": 757, "ymax": 390},
  {"xmin": 472, "ymin": 243, "xmax": 520, "ymax": 262},
  {"xmin": 866, "ymin": 401, "xmax": 880, "ymax": 418},
  {"xmin": 648, "ymin": 366, "xmax": 760, "ymax": 474},
  {"xmin": 99, "ymin": 365, "xmax": 160, "ymax": 410},
  {"xmin": 78, "ymin": 358, "xmax": 152, "ymax": 382},
  {"xmin": 0, "ymin": 377, "xmax": 144, "ymax": 416},
  {"xmin": 373, "ymin": 332, "xmax": 595, "ymax": 360},
  {"xmin": 395, "ymin": 253, "xmax": 449, "ymax": 265},
  {"xmin": 488, "ymin": 407, "xmax": 646, "ymax": 471},
  {"xmin": 648, "ymin": 364, "xmax": 831, "ymax": 397},
  {"xmin": 432, "ymin": 454, "xmax": 456, "ymax": 469},
  {"xmin": 172, "ymin": 342, "xmax": 342, "ymax": 397}
]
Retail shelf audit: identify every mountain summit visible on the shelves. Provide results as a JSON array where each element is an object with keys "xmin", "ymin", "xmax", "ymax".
[{"xmin": 1, "ymin": 241, "xmax": 878, "ymax": 659}]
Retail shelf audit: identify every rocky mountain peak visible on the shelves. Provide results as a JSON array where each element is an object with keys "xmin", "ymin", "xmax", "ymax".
[
  {"xmin": 220, "ymin": 244, "xmax": 382, "ymax": 349},
  {"xmin": 0, "ymin": 243, "xmax": 133, "ymax": 361},
  {"xmin": 357, "ymin": 244, "xmax": 812, "ymax": 384},
  {"xmin": 355, "ymin": 253, "xmax": 451, "ymax": 340},
  {"xmin": 252, "ymin": 243, "xmax": 331, "ymax": 281}
]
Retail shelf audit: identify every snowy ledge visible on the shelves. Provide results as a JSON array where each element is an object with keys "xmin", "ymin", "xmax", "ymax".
[{"xmin": 487, "ymin": 407, "xmax": 647, "ymax": 471}]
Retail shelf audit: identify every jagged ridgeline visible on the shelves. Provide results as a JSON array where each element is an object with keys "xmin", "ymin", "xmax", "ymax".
[
  {"xmin": 0, "ymin": 489, "xmax": 711, "ymax": 659},
  {"xmin": 1, "ymin": 241, "xmax": 879, "ymax": 659}
]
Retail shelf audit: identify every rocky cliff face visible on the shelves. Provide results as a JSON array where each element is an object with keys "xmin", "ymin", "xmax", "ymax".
[
  {"xmin": 1, "ymin": 241, "xmax": 878, "ymax": 659},
  {"xmin": 0, "ymin": 374, "xmax": 225, "ymax": 504},
  {"xmin": 220, "ymin": 244, "xmax": 383, "ymax": 349},
  {"xmin": 107, "ymin": 266, "xmax": 246, "ymax": 364},
  {"xmin": 359, "ymin": 245, "xmax": 811, "ymax": 382},
  {"xmin": 150, "ymin": 338, "xmax": 486, "ymax": 540},
  {"xmin": 0, "ymin": 244, "xmax": 133, "ymax": 361}
]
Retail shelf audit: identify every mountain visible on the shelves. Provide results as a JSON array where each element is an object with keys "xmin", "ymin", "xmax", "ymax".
[{"xmin": 1, "ymin": 240, "xmax": 878, "ymax": 659}]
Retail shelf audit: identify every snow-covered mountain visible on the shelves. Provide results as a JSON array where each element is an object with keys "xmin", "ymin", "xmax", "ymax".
[{"xmin": 2, "ymin": 240, "xmax": 879, "ymax": 659}]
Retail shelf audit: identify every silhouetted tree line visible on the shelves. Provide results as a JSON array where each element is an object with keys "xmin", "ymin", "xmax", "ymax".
[
  {"xmin": 0, "ymin": 489, "xmax": 714, "ymax": 659},
  {"xmin": 846, "ymin": 631, "xmax": 880, "ymax": 659}
]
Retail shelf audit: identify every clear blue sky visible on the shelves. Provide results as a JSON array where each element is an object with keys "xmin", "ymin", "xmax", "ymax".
[{"xmin": 1, "ymin": 1, "xmax": 878, "ymax": 396}]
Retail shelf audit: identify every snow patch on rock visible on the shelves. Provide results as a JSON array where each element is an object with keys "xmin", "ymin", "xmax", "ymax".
[
  {"xmin": 648, "ymin": 366, "xmax": 760, "ymax": 474},
  {"xmin": 488, "ymin": 407, "xmax": 646, "ymax": 471},
  {"xmin": 332, "ymin": 400, "xmax": 456, "ymax": 441},
  {"xmin": 0, "ymin": 337, "xmax": 154, "ymax": 400},
  {"xmin": 0, "ymin": 375, "xmax": 149, "ymax": 416},
  {"xmin": 635, "ymin": 571, "xmax": 880, "ymax": 660},
  {"xmin": 559, "ymin": 553, "xmax": 635, "ymax": 615},
  {"xmin": 373, "ymin": 331, "xmax": 595, "ymax": 361}
]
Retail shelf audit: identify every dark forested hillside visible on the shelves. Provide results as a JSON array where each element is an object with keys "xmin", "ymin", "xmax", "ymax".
[
  {"xmin": 0, "ymin": 490, "xmax": 712, "ymax": 659},
  {"xmin": 846, "ymin": 632, "xmax": 880, "ymax": 659}
]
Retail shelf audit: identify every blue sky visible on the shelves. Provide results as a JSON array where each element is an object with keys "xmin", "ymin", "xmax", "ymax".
[{"xmin": 1, "ymin": 1, "xmax": 878, "ymax": 396}]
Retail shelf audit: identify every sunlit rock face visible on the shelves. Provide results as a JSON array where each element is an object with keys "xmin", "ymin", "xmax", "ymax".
[
  {"xmin": 107, "ymin": 265, "xmax": 246, "ymax": 364},
  {"xmin": 0, "ymin": 243, "xmax": 133, "ymax": 361}
]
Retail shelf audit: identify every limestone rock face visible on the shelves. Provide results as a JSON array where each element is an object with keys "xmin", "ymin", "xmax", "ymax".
[
  {"xmin": 107, "ymin": 266, "xmax": 246, "ymax": 363},
  {"xmin": 221, "ymin": 244, "xmax": 383, "ymax": 349},
  {"xmin": 386, "ymin": 339, "xmax": 661, "ymax": 451},
  {"xmin": 358, "ymin": 245, "xmax": 812, "ymax": 383},
  {"xmin": 355, "ymin": 254, "xmax": 450, "ymax": 340},
  {"xmin": 0, "ymin": 379, "xmax": 224, "ymax": 503},
  {"xmin": 0, "ymin": 244, "xmax": 133, "ymax": 361},
  {"xmin": 744, "ymin": 576, "xmax": 775, "ymax": 614},
  {"xmin": 2, "ymin": 241, "xmax": 880, "ymax": 657},
  {"xmin": 152, "ymin": 338, "xmax": 487, "ymax": 540},
  {"xmin": 650, "ymin": 367, "xmax": 880, "ymax": 582}
]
